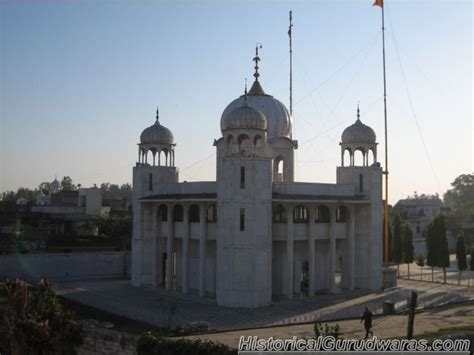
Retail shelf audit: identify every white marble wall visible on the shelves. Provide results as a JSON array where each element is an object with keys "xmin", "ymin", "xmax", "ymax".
[{"xmin": 216, "ymin": 157, "xmax": 273, "ymax": 308}]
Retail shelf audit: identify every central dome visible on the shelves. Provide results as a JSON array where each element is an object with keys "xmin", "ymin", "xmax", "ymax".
[{"xmin": 220, "ymin": 80, "xmax": 292, "ymax": 139}]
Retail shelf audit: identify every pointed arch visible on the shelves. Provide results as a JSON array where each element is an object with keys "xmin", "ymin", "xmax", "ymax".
[
  {"xmin": 353, "ymin": 148, "xmax": 365, "ymax": 166},
  {"xmin": 206, "ymin": 204, "xmax": 217, "ymax": 223},
  {"xmin": 254, "ymin": 135, "xmax": 265, "ymax": 156},
  {"xmin": 272, "ymin": 204, "xmax": 287, "ymax": 223},
  {"xmin": 274, "ymin": 155, "xmax": 284, "ymax": 182},
  {"xmin": 336, "ymin": 206, "xmax": 348, "ymax": 223},
  {"xmin": 315, "ymin": 205, "xmax": 330, "ymax": 223},
  {"xmin": 293, "ymin": 205, "xmax": 308, "ymax": 223},
  {"xmin": 238, "ymin": 134, "xmax": 252, "ymax": 157},
  {"xmin": 343, "ymin": 148, "xmax": 351, "ymax": 167}
]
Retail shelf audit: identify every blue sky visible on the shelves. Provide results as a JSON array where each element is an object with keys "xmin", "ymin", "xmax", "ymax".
[{"xmin": 1, "ymin": 0, "xmax": 472, "ymax": 203}]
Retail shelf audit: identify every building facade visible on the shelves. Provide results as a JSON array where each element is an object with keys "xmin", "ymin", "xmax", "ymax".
[
  {"xmin": 131, "ymin": 57, "xmax": 383, "ymax": 308},
  {"xmin": 391, "ymin": 197, "xmax": 443, "ymax": 255}
]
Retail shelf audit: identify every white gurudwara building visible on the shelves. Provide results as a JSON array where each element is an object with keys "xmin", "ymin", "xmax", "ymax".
[{"xmin": 131, "ymin": 53, "xmax": 383, "ymax": 308}]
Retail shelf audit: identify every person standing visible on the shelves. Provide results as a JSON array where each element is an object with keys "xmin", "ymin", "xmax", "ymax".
[{"xmin": 360, "ymin": 306, "xmax": 374, "ymax": 339}]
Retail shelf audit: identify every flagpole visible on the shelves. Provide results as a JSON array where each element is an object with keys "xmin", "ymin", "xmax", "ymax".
[
  {"xmin": 289, "ymin": 10, "xmax": 293, "ymax": 117},
  {"xmin": 381, "ymin": 3, "xmax": 390, "ymax": 264}
]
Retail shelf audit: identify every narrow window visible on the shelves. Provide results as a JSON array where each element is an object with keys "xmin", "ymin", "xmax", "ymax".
[
  {"xmin": 149, "ymin": 173, "xmax": 153, "ymax": 191},
  {"xmin": 158, "ymin": 205, "xmax": 168, "ymax": 221},
  {"xmin": 359, "ymin": 174, "xmax": 363, "ymax": 193},
  {"xmin": 206, "ymin": 204, "xmax": 217, "ymax": 223},
  {"xmin": 240, "ymin": 166, "xmax": 245, "ymax": 189},
  {"xmin": 240, "ymin": 208, "xmax": 245, "ymax": 231}
]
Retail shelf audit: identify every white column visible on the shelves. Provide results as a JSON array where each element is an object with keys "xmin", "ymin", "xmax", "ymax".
[
  {"xmin": 131, "ymin": 202, "xmax": 143, "ymax": 286},
  {"xmin": 182, "ymin": 204, "xmax": 189, "ymax": 294},
  {"xmin": 348, "ymin": 205, "xmax": 355, "ymax": 290},
  {"xmin": 199, "ymin": 203, "xmax": 207, "ymax": 297},
  {"xmin": 286, "ymin": 204, "xmax": 294, "ymax": 299},
  {"xmin": 308, "ymin": 205, "xmax": 316, "ymax": 296},
  {"xmin": 151, "ymin": 204, "xmax": 159, "ymax": 287},
  {"xmin": 166, "ymin": 203, "xmax": 174, "ymax": 290},
  {"xmin": 329, "ymin": 205, "xmax": 336, "ymax": 292}
]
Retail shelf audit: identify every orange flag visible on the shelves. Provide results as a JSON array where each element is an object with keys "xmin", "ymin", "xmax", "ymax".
[{"xmin": 373, "ymin": 0, "xmax": 383, "ymax": 7}]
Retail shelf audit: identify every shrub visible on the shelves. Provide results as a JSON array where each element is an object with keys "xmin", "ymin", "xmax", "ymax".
[
  {"xmin": 415, "ymin": 254, "xmax": 425, "ymax": 267},
  {"xmin": 313, "ymin": 322, "xmax": 340, "ymax": 339},
  {"xmin": 136, "ymin": 331, "xmax": 237, "ymax": 355},
  {"xmin": 0, "ymin": 278, "xmax": 83, "ymax": 355}
]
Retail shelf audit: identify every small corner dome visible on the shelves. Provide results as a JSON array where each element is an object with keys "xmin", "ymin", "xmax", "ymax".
[
  {"xmin": 341, "ymin": 116, "xmax": 376, "ymax": 144},
  {"xmin": 140, "ymin": 109, "xmax": 175, "ymax": 145},
  {"xmin": 222, "ymin": 99, "xmax": 267, "ymax": 131}
]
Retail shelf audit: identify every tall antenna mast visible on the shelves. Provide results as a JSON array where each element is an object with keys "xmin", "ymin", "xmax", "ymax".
[
  {"xmin": 374, "ymin": 0, "xmax": 389, "ymax": 263},
  {"xmin": 288, "ymin": 10, "xmax": 293, "ymax": 117}
]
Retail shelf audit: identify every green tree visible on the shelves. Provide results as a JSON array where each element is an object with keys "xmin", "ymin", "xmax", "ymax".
[
  {"xmin": 38, "ymin": 182, "xmax": 51, "ymax": 195},
  {"xmin": 402, "ymin": 222, "xmax": 414, "ymax": 278},
  {"xmin": 456, "ymin": 232, "xmax": 467, "ymax": 285},
  {"xmin": 97, "ymin": 216, "xmax": 132, "ymax": 238},
  {"xmin": 15, "ymin": 187, "xmax": 37, "ymax": 203},
  {"xmin": 426, "ymin": 221, "xmax": 436, "ymax": 281},
  {"xmin": 1, "ymin": 191, "xmax": 16, "ymax": 202},
  {"xmin": 120, "ymin": 183, "xmax": 132, "ymax": 199},
  {"xmin": 391, "ymin": 214, "xmax": 403, "ymax": 274},
  {"xmin": 438, "ymin": 216, "xmax": 450, "ymax": 283},
  {"xmin": 444, "ymin": 174, "xmax": 474, "ymax": 247},
  {"xmin": 100, "ymin": 182, "xmax": 132, "ymax": 200},
  {"xmin": 61, "ymin": 176, "xmax": 76, "ymax": 191},
  {"xmin": 426, "ymin": 215, "xmax": 450, "ymax": 283},
  {"xmin": 444, "ymin": 173, "xmax": 474, "ymax": 215}
]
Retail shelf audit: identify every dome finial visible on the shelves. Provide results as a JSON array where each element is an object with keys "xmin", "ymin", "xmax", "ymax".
[
  {"xmin": 155, "ymin": 106, "xmax": 160, "ymax": 123},
  {"xmin": 356, "ymin": 102, "xmax": 361, "ymax": 122},
  {"xmin": 253, "ymin": 43, "xmax": 262, "ymax": 81}
]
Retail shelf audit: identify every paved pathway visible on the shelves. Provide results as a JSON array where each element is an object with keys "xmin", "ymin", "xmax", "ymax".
[
  {"xmin": 184, "ymin": 302, "xmax": 474, "ymax": 349},
  {"xmin": 55, "ymin": 278, "xmax": 474, "ymax": 331}
]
